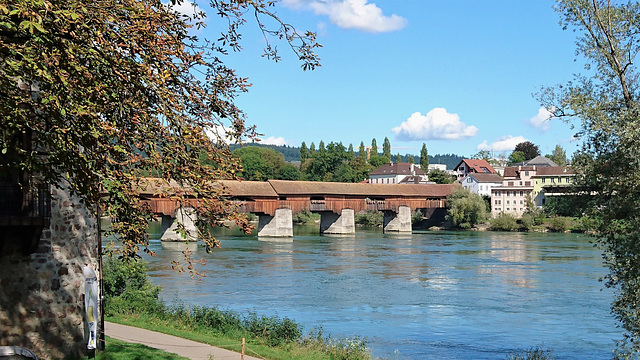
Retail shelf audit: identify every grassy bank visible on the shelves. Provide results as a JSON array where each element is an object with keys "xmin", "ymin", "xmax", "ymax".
[{"xmin": 103, "ymin": 257, "xmax": 374, "ymax": 360}]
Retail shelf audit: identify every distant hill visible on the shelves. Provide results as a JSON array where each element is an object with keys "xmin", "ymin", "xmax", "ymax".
[
  {"xmin": 230, "ymin": 143, "xmax": 300, "ymax": 162},
  {"xmin": 230, "ymin": 143, "xmax": 464, "ymax": 170}
]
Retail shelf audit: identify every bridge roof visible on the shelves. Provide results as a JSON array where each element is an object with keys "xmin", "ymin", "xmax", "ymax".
[
  {"xmin": 218, "ymin": 180, "xmax": 279, "ymax": 197},
  {"xmin": 268, "ymin": 180, "xmax": 453, "ymax": 198}
]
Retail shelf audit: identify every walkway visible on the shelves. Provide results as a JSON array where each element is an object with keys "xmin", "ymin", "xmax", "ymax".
[{"xmin": 105, "ymin": 321, "xmax": 263, "ymax": 360}]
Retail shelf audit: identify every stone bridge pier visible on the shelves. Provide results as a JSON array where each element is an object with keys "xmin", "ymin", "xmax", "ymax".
[
  {"xmin": 383, "ymin": 205, "xmax": 412, "ymax": 233},
  {"xmin": 319, "ymin": 209, "xmax": 355, "ymax": 235},
  {"xmin": 257, "ymin": 208, "xmax": 293, "ymax": 238},
  {"xmin": 161, "ymin": 207, "xmax": 198, "ymax": 241}
]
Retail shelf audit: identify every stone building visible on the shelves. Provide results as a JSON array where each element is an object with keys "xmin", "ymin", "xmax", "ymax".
[{"xmin": 0, "ymin": 183, "xmax": 100, "ymax": 359}]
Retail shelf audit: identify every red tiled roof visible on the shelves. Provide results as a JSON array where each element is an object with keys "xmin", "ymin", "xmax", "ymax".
[{"xmin": 455, "ymin": 159, "xmax": 497, "ymax": 174}]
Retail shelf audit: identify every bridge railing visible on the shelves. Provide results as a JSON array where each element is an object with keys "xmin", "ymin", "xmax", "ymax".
[{"xmin": 309, "ymin": 200, "xmax": 326, "ymax": 212}]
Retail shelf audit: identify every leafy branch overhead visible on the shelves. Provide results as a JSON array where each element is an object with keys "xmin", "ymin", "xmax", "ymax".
[{"xmin": 0, "ymin": 0, "xmax": 320, "ymax": 275}]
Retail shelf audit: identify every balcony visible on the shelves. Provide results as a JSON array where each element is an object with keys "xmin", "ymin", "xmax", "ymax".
[{"xmin": 0, "ymin": 184, "xmax": 51, "ymax": 255}]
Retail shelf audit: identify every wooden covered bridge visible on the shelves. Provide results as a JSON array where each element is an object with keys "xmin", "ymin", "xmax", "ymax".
[{"xmin": 140, "ymin": 179, "xmax": 454, "ymax": 238}]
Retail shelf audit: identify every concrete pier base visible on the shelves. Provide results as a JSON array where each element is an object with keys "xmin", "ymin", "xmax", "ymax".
[
  {"xmin": 161, "ymin": 207, "xmax": 198, "ymax": 241},
  {"xmin": 257, "ymin": 208, "xmax": 293, "ymax": 238},
  {"xmin": 383, "ymin": 206, "xmax": 412, "ymax": 233},
  {"xmin": 320, "ymin": 209, "xmax": 355, "ymax": 235}
]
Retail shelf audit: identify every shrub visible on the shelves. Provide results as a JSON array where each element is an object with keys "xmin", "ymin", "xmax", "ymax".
[
  {"xmin": 490, "ymin": 213, "xmax": 519, "ymax": 231},
  {"xmin": 302, "ymin": 328, "xmax": 372, "ymax": 360},
  {"xmin": 547, "ymin": 216, "xmax": 573, "ymax": 232},
  {"xmin": 244, "ymin": 313, "xmax": 302, "ymax": 346},
  {"xmin": 446, "ymin": 186, "xmax": 488, "ymax": 229},
  {"xmin": 103, "ymin": 257, "xmax": 162, "ymax": 316},
  {"xmin": 569, "ymin": 215, "xmax": 596, "ymax": 233},
  {"xmin": 518, "ymin": 213, "xmax": 534, "ymax": 231},
  {"xmin": 355, "ymin": 211, "xmax": 383, "ymax": 227}
]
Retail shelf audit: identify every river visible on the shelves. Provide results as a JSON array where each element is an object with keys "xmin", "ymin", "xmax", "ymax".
[{"xmin": 142, "ymin": 224, "xmax": 620, "ymax": 359}]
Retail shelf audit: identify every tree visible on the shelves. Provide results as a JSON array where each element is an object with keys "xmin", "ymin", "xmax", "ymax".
[
  {"xmin": 0, "ymin": 0, "xmax": 320, "ymax": 272},
  {"xmin": 508, "ymin": 151, "xmax": 526, "ymax": 165},
  {"xmin": 382, "ymin": 137, "xmax": 392, "ymax": 159},
  {"xmin": 300, "ymin": 142, "xmax": 309, "ymax": 162},
  {"xmin": 420, "ymin": 143, "xmax": 429, "ymax": 170},
  {"xmin": 309, "ymin": 142, "xmax": 316, "ymax": 157},
  {"xmin": 347, "ymin": 144, "xmax": 355, "ymax": 160},
  {"xmin": 408, "ymin": 155, "xmax": 415, "ymax": 164},
  {"xmin": 232, "ymin": 147, "xmax": 285, "ymax": 181},
  {"xmin": 472, "ymin": 150, "xmax": 492, "ymax": 161},
  {"xmin": 539, "ymin": 1, "xmax": 640, "ymax": 354},
  {"xmin": 396, "ymin": 153, "xmax": 402, "ymax": 163},
  {"xmin": 275, "ymin": 164, "xmax": 301, "ymax": 181},
  {"xmin": 368, "ymin": 155, "xmax": 389, "ymax": 168},
  {"xmin": 445, "ymin": 185, "xmax": 487, "ymax": 229},
  {"xmin": 370, "ymin": 138, "xmax": 378, "ymax": 159},
  {"xmin": 428, "ymin": 169, "xmax": 455, "ymax": 184},
  {"xmin": 513, "ymin": 141, "xmax": 540, "ymax": 160},
  {"xmin": 548, "ymin": 145, "xmax": 568, "ymax": 166},
  {"xmin": 358, "ymin": 142, "xmax": 366, "ymax": 158}
]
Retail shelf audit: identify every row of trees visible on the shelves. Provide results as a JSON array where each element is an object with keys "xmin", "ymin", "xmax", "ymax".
[
  {"xmin": 234, "ymin": 138, "xmax": 436, "ymax": 183},
  {"xmin": 472, "ymin": 141, "xmax": 569, "ymax": 167}
]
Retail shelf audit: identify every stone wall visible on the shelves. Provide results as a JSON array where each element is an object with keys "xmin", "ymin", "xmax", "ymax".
[{"xmin": 0, "ymin": 184, "xmax": 100, "ymax": 359}]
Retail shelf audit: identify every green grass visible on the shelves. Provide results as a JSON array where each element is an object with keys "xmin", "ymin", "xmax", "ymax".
[
  {"xmin": 78, "ymin": 336, "xmax": 189, "ymax": 360},
  {"xmin": 107, "ymin": 313, "xmax": 371, "ymax": 360}
]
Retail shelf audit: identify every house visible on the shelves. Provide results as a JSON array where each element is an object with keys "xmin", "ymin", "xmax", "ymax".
[
  {"xmin": 491, "ymin": 165, "xmax": 575, "ymax": 217},
  {"xmin": 511, "ymin": 156, "xmax": 559, "ymax": 168},
  {"xmin": 368, "ymin": 163, "xmax": 428, "ymax": 184},
  {"xmin": 491, "ymin": 166, "xmax": 536, "ymax": 217},
  {"xmin": 532, "ymin": 166, "xmax": 575, "ymax": 206},
  {"xmin": 461, "ymin": 173, "xmax": 503, "ymax": 197},
  {"xmin": 453, "ymin": 159, "xmax": 498, "ymax": 181}
]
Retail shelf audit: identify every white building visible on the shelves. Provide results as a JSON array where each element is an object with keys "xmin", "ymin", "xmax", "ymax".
[
  {"xmin": 369, "ymin": 163, "xmax": 428, "ymax": 184},
  {"xmin": 461, "ymin": 173, "xmax": 503, "ymax": 197}
]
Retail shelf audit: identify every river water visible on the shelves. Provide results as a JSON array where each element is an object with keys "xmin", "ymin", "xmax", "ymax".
[{"xmin": 142, "ymin": 225, "xmax": 621, "ymax": 359}]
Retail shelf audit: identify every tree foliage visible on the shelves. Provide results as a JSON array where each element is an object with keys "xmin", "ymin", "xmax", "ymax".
[
  {"xmin": 420, "ymin": 143, "xmax": 429, "ymax": 170},
  {"xmin": 508, "ymin": 151, "xmax": 526, "ymax": 165},
  {"xmin": 445, "ymin": 185, "xmax": 487, "ymax": 229},
  {"xmin": 382, "ymin": 137, "xmax": 391, "ymax": 159},
  {"xmin": 0, "ymin": 0, "xmax": 319, "ymax": 273},
  {"xmin": 369, "ymin": 138, "xmax": 378, "ymax": 159},
  {"xmin": 548, "ymin": 144, "xmax": 568, "ymax": 166},
  {"xmin": 428, "ymin": 169, "xmax": 455, "ymax": 184},
  {"xmin": 540, "ymin": 0, "xmax": 640, "ymax": 354},
  {"xmin": 513, "ymin": 141, "xmax": 540, "ymax": 160}
]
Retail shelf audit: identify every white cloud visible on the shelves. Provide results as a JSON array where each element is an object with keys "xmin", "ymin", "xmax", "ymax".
[
  {"xmin": 166, "ymin": 1, "xmax": 205, "ymax": 20},
  {"xmin": 205, "ymin": 125, "xmax": 234, "ymax": 144},
  {"xmin": 392, "ymin": 108, "xmax": 479, "ymax": 141},
  {"xmin": 476, "ymin": 135, "xmax": 529, "ymax": 152},
  {"xmin": 259, "ymin": 136, "xmax": 290, "ymax": 146},
  {"xmin": 527, "ymin": 107, "xmax": 554, "ymax": 131},
  {"xmin": 283, "ymin": 0, "xmax": 407, "ymax": 33}
]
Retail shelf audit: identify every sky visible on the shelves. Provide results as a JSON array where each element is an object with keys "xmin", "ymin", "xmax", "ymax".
[{"xmin": 178, "ymin": 0, "xmax": 587, "ymax": 158}]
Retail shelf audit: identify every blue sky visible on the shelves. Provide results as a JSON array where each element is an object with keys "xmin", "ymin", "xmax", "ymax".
[{"xmin": 179, "ymin": 0, "xmax": 585, "ymax": 158}]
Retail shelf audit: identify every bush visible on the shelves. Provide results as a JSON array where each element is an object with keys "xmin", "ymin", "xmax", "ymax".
[
  {"xmin": 293, "ymin": 210, "xmax": 316, "ymax": 224},
  {"xmin": 302, "ymin": 328, "xmax": 372, "ymax": 360},
  {"xmin": 103, "ymin": 257, "xmax": 162, "ymax": 316},
  {"xmin": 518, "ymin": 213, "xmax": 534, "ymax": 231},
  {"xmin": 569, "ymin": 215, "xmax": 596, "ymax": 233},
  {"xmin": 446, "ymin": 186, "xmax": 488, "ymax": 229},
  {"xmin": 244, "ymin": 313, "xmax": 302, "ymax": 346},
  {"xmin": 490, "ymin": 213, "xmax": 519, "ymax": 231},
  {"xmin": 355, "ymin": 211, "xmax": 383, "ymax": 227},
  {"xmin": 547, "ymin": 216, "xmax": 573, "ymax": 232}
]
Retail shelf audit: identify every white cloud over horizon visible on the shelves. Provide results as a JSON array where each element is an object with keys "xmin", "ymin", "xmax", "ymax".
[
  {"xmin": 527, "ymin": 107, "xmax": 554, "ymax": 131},
  {"xmin": 392, "ymin": 108, "xmax": 479, "ymax": 141},
  {"xmin": 283, "ymin": 0, "xmax": 407, "ymax": 33},
  {"xmin": 476, "ymin": 135, "xmax": 529, "ymax": 152},
  {"xmin": 258, "ymin": 136, "xmax": 291, "ymax": 146}
]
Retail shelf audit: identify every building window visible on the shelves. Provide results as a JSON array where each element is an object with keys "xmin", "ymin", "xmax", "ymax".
[
  {"xmin": 524, "ymin": 171, "xmax": 529, "ymax": 176},
  {"xmin": 520, "ymin": 191, "xmax": 524, "ymax": 196},
  {"xmin": 542, "ymin": 178, "xmax": 546, "ymax": 183},
  {"xmin": 506, "ymin": 200, "xmax": 510, "ymax": 205}
]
